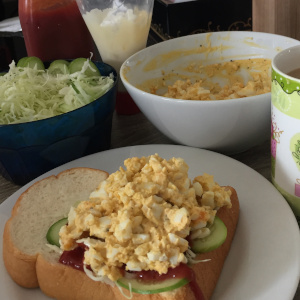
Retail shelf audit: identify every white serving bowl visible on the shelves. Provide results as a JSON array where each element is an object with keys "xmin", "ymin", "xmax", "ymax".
[{"xmin": 120, "ymin": 31, "xmax": 300, "ymax": 154}]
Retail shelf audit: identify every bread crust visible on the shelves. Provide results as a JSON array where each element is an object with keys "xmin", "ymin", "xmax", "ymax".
[
  {"xmin": 37, "ymin": 255, "xmax": 116, "ymax": 300},
  {"xmin": 2, "ymin": 168, "xmax": 109, "ymax": 289},
  {"xmin": 3, "ymin": 219, "xmax": 39, "ymax": 288},
  {"xmin": 192, "ymin": 186, "xmax": 240, "ymax": 300},
  {"xmin": 3, "ymin": 170, "xmax": 239, "ymax": 300},
  {"xmin": 37, "ymin": 253, "xmax": 196, "ymax": 300}
]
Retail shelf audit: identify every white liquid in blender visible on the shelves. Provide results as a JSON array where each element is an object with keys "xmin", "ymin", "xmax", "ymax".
[{"xmin": 83, "ymin": 7, "xmax": 152, "ymax": 73}]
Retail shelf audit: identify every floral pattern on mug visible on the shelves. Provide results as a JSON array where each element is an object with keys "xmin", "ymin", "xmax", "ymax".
[
  {"xmin": 271, "ymin": 117, "xmax": 283, "ymax": 178},
  {"xmin": 295, "ymin": 179, "xmax": 300, "ymax": 198},
  {"xmin": 290, "ymin": 133, "xmax": 300, "ymax": 171}
]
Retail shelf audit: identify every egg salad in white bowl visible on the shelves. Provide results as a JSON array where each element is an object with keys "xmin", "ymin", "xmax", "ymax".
[{"xmin": 120, "ymin": 31, "xmax": 300, "ymax": 154}]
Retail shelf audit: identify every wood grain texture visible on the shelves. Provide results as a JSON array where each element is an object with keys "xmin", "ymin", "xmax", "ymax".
[{"xmin": 252, "ymin": 0, "xmax": 300, "ymax": 40}]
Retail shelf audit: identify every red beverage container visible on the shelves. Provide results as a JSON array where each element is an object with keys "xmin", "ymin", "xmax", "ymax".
[
  {"xmin": 116, "ymin": 91, "xmax": 140, "ymax": 115},
  {"xmin": 19, "ymin": 0, "xmax": 96, "ymax": 61}
]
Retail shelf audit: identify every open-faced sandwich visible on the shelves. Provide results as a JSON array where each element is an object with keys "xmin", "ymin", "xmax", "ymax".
[{"xmin": 3, "ymin": 154, "xmax": 239, "ymax": 300}]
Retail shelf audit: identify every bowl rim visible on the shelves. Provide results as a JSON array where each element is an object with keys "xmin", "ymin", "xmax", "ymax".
[
  {"xmin": 121, "ymin": 30, "xmax": 300, "ymax": 105},
  {"xmin": 0, "ymin": 61, "xmax": 118, "ymax": 127},
  {"xmin": 134, "ymin": 30, "xmax": 300, "ymax": 55}
]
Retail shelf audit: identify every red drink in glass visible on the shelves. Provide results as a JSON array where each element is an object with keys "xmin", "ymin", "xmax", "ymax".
[{"xmin": 19, "ymin": 0, "xmax": 96, "ymax": 61}]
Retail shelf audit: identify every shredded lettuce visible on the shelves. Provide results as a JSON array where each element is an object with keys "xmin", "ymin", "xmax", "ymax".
[
  {"xmin": 0, "ymin": 60, "xmax": 114, "ymax": 124},
  {"xmin": 116, "ymin": 281, "xmax": 133, "ymax": 299}
]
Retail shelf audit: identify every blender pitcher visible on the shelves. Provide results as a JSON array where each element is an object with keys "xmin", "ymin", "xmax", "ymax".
[{"xmin": 76, "ymin": 0, "xmax": 154, "ymax": 114}]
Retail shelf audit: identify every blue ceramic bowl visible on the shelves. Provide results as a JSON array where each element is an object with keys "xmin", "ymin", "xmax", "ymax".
[{"xmin": 0, "ymin": 61, "xmax": 117, "ymax": 185}]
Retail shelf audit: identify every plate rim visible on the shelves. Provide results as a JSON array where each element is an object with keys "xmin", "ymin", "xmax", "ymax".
[{"xmin": 1, "ymin": 144, "xmax": 299, "ymax": 300}]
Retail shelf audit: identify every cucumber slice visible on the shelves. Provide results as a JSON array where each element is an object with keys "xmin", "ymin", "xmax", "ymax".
[
  {"xmin": 46, "ymin": 217, "xmax": 68, "ymax": 247},
  {"xmin": 48, "ymin": 60, "xmax": 70, "ymax": 75},
  {"xmin": 68, "ymin": 58, "xmax": 101, "ymax": 77},
  {"xmin": 117, "ymin": 277, "xmax": 189, "ymax": 294},
  {"xmin": 17, "ymin": 56, "xmax": 45, "ymax": 70},
  {"xmin": 16, "ymin": 57, "xmax": 29, "ymax": 68},
  {"xmin": 191, "ymin": 216, "xmax": 227, "ymax": 253}
]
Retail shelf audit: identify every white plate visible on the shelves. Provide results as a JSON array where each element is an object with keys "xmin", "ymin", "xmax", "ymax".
[{"xmin": 1, "ymin": 145, "xmax": 300, "ymax": 300}]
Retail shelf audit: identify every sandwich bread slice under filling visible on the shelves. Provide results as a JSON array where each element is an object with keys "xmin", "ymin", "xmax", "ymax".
[{"xmin": 3, "ymin": 154, "xmax": 239, "ymax": 300}]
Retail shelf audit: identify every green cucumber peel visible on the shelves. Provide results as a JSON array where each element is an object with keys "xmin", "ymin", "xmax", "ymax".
[
  {"xmin": 46, "ymin": 217, "xmax": 68, "ymax": 247},
  {"xmin": 17, "ymin": 56, "xmax": 45, "ymax": 70},
  {"xmin": 68, "ymin": 58, "xmax": 101, "ymax": 77},
  {"xmin": 191, "ymin": 216, "xmax": 227, "ymax": 253},
  {"xmin": 48, "ymin": 60, "xmax": 70, "ymax": 75},
  {"xmin": 117, "ymin": 277, "xmax": 189, "ymax": 295}
]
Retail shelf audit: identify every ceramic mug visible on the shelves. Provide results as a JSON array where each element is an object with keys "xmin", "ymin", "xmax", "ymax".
[{"xmin": 271, "ymin": 45, "xmax": 300, "ymax": 220}]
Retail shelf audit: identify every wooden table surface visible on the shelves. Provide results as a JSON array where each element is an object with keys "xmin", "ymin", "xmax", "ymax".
[{"xmin": 0, "ymin": 111, "xmax": 299, "ymax": 299}]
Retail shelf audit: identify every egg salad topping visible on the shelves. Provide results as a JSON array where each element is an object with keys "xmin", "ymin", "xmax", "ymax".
[{"xmin": 59, "ymin": 154, "xmax": 232, "ymax": 282}]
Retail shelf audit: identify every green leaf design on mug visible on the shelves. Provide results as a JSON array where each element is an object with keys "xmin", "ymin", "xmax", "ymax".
[
  {"xmin": 290, "ymin": 133, "xmax": 300, "ymax": 170},
  {"xmin": 272, "ymin": 68, "xmax": 300, "ymax": 119},
  {"xmin": 272, "ymin": 69, "xmax": 300, "ymax": 93},
  {"xmin": 272, "ymin": 80, "xmax": 292, "ymax": 112}
]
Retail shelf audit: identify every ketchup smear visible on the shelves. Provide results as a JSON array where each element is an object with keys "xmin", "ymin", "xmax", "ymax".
[
  {"xmin": 59, "ymin": 247, "xmax": 205, "ymax": 300},
  {"xmin": 59, "ymin": 243, "xmax": 87, "ymax": 272},
  {"xmin": 129, "ymin": 263, "xmax": 205, "ymax": 300}
]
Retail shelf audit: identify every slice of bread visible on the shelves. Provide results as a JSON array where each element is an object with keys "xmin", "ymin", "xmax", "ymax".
[
  {"xmin": 3, "ymin": 169, "xmax": 239, "ymax": 300},
  {"xmin": 3, "ymin": 167, "xmax": 108, "ymax": 288}
]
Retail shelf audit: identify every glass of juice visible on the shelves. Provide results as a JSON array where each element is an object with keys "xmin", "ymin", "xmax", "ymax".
[
  {"xmin": 19, "ymin": 0, "xmax": 96, "ymax": 61},
  {"xmin": 76, "ymin": 0, "xmax": 154, "ymax": 115}
]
